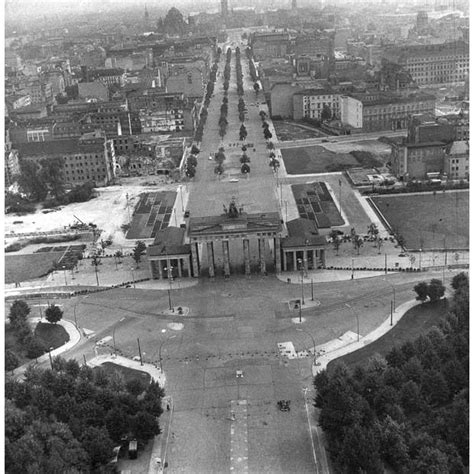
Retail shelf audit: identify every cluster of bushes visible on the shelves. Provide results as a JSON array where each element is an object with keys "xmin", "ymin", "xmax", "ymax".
[
  {"xmin": 363, "ymin": 180, "xmax": 469, "ymax": 196},
  {"xmin": 314, "ymin": 273, "xmax": 468, "ymax": 473},
  {"xmin": 5, "ymin": 300, "xmax": 66, "ymax": 372},
  {"xmin": 6, "ymin": 234, "xmax": 82, "ymax": 253},
  {"xmin": 185, "ymin": 146, "xmax": 199, "ymax": 178},
  {"xmin": 350, "ymin": 150, "xmax": 384, "ymax": 168},
  {"xmin": 214, "ymin": 147, "xmax": 226, "ymax": 176},
  {"xmin": 5, "ymin": 192, "xmax": 37, "ymax": 214},
  {"xmin": 5, "ymin": 357, "xmax": 164, "ymax": 472},
  {"xmin": 262, "ymin": 119, "xmax": 273, "ymax": 141}
]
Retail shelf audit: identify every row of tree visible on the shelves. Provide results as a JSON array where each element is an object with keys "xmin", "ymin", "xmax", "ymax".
[
  {"xmin": 218, "ymin": 48, "xmax": 233, "ymax": 139},
  {"xmin": 235, "ymin": 47, "xmax": 244, "ymax": 97},
  {"xmin": 314, "ymin": 273, "xmax": 468, "ymax": 472},
  {"xmin": 193, "ymin": 48, "xmax": 220, "ymax": 144},
  {"xmin": 261, "ymin": 113, "xmax": 273, "ymax": 141},
  {"xmin": 238, "ymin": 97, "xmax": 247, "ymax": 123},
  {"xmin": 5, "ymin": 356, "xmax": 164, "ymax": 472},
  {"xmin": 222, "ymin": 47, "xmax": 232, "ymax": 93}
]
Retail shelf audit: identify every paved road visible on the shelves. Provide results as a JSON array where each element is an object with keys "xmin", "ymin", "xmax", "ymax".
[{"xmin": 187, "ymin": 43, "xmax": 279, "ymax": 218}]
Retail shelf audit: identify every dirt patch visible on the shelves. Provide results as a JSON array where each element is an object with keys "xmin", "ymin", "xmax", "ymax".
[{"xmin": 282, "ymin": 146, "xmax": 357, "ymax": 174}]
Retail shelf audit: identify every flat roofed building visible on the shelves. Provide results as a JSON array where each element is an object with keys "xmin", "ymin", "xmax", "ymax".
[
  {"xmin": 383, "ymin": 41, "xmax": 469, "ymax": 85},
  {"xmin": 444, "ymin": 140, "xmax": 469, "ymax": 180},
  {"xmin": 341, "ymin": 92, "xmax": 436, "ymax": 132},
  {"xmin": 293, "ymin": 89, "xmax": 340, "ymax": 121},
  {"xmin": 16, "ymin": 132, "xmax": 116, "ymax": 187}
]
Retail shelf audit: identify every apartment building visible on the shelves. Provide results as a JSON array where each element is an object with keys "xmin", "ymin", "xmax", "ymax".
[
  {"xmin": 340, "ymin": 92, "xmax": 436, "ymax": 132},
  {"xmin": 250, "ymin": 32, "xmax": 291, "ymax": 61},
  {"xmin": 383, "ymin": 41, "xmax": 469, "ymax": 85},
  {"xmin": 17, "ymin": 131, "xmax": 116, "ymax": 187},
  {"xmin": 293, "ymin": 89, "xmax": 341, "ymax": 121},
  {"xmin": 444, "ymin": 140, "xmax": 469, "ymax": 180}
]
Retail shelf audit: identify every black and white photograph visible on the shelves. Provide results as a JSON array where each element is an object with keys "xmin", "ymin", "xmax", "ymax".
[{"xmin": 3, "ymin": 0, "xmax": 470, "ymax": 472}]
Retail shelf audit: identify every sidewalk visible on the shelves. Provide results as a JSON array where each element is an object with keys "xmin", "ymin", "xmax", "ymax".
[
  {"xmin": 87, "ymin": 354, "xmax": 166, "ymax": 388},
  {"xmin": 310, "ymin": 298, "xmax": 420, "ymax": 376},
  {"xmin": 12, "ymin": 317, "xmax": 83, "ymax": 380}
]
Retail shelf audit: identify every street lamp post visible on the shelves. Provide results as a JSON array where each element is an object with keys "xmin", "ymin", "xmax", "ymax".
[
  {"xmin": 62, "ymin": 266, "xmax": 68, "ymax": 286},
  {"xmin": 297, "ymin": 258, "xmax": 305, "ymax": 305},
  {"xmin": 113, "ymin": 327, "xmax": 117, "ymax": 356},
  {"xmin": 73, "ymin": 304, "xmax": 78, "ymax": 329},
  {"xmin": 130, "ymin": 267, "xmax": 136, "ymax": 288},
  {"xmin": 164, "ymin": 265, "xmax": 174, "ymax": 311},
  {"xmin": 345, "ymin": 303, "xmax": 359, "ymax": 342}
]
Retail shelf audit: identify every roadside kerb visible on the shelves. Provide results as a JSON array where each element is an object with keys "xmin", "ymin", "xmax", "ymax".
[
  {"xmin": 12, "ymin": 317, "xmax": 82, "ymax": 380},
  {"xmin": 312, "ymin": 299, "xmax": 420, "ymax": 376}
]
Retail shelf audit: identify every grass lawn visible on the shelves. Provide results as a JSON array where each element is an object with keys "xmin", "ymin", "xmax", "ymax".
[
  {"xmin": 97, "ymin": 362, "xmax": 151, "ymax": 385},
  {"xmin": 5, "ymin": 251, "xmax": 64, "ymax": 284},
  {"xmin": 35, "ymin": 321, "xmax": 70, "ymax": 349},
  {"xmin": 281, "ymin": 146, "xmax": 358, "ymax": 174},
  {"xmin": 371, "ymin": 191, "xmax": 469, "ymax": 250},
  {"xmin": 327, "ymin": 298, "xmax": 449, "ymax": 375}
]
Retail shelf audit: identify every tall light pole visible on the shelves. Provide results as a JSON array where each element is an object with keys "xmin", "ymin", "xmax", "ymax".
[
  {"xmin": 62, "ymin": 266, "xmax": 68, "ymax": 286},
  {"xmin": 130, "ymin": 267, "xmax": 136, "ymax": 288},
  {"xmin": 164, "ymin": 264, "xmax": 174, "ymax": 310},
  {"xmin": 297, "ymin": 258, "xmax": 305, "ymax": 305},
  {"xmin": 345, "ymin": 303, "xmax": 359, "ymax": 342}
]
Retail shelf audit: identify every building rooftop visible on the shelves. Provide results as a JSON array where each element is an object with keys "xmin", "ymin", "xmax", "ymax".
[
  {"xmin": 189, "ymin": 212, "xmax": 281, "ymax": 238},
  {"xmin": 350, "ymin": 92, "xmax": 436, "ymax": 106},
  {"xmin": 17, "ymin": 137, "xmax": 104, "ymax": 156},
  {"xmin": 447, "ymin": 140, "xmax": 469, "ymax": 155},
  {"xmin": 147, "ymin": 226, "xmax": 190, "ymax": 256},
  {"xmin": 282, "ymin": 218, "xmax": 327, "ymax": 249}
]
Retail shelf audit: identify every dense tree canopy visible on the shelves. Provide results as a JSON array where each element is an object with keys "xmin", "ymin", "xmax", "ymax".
[
  {"xmin": 5, "ymin": 357, "xmax": 164, "ymax": 472},
  {"xmin": 314, "ymin": 274, "xmax": 469, "ymax": 473}
]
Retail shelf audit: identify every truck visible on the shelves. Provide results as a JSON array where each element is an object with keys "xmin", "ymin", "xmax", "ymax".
[{"xmin": 128, "ymin": 439, "xmax": 138, "ymax": 460}]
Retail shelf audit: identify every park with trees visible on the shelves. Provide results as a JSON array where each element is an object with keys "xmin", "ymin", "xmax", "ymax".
[
  {"xmin": 314, "ymin": 273, "xmax": 468, "ymax": 473},
  {"xmin": 6, "ymin": 300, "xmax": 69, "ymax": 372},
  {"xmin": 5, "ymin": 357, "xmax": 164, "ymax": 472}
]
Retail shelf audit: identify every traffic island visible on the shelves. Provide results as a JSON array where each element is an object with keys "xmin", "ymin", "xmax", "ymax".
[{"xmin": 163, "ymin": 306, "xmax": 189, "ymax": 317}]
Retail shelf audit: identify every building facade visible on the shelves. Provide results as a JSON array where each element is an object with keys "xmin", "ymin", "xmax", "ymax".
[
  {"xmin": 391, "ymin": 140, "xmax": 446, "ymax": 180},
  {"xmin": 341, "ymin": 92, "xmax": 436, "ymax": 132},
  {"xmin": 383, "ymin": 41, "xmax": 469, "ymax": 85},
  {"xmin": 444, "ymin": 140, "xmax": 469, "ymax": 180},
  {"xmin": 293, "ymin": 89, "xmax": 341, "ymax": 121},
  {"xmin": 17, "ymin": 131, "xmax": 116, "ymax": 187}
]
